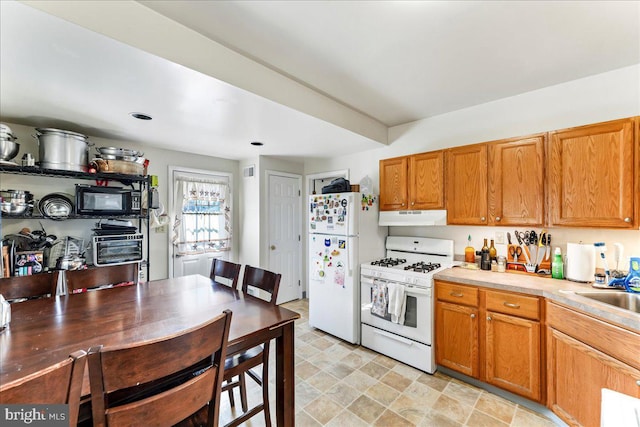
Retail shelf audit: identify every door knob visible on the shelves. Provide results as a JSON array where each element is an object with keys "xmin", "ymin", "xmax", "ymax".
[
  {"xmin": 624, "ymin": 217, "xmax": 632, "ymax": 223},
  {"xmin": 270, "ymin": 245, "xmax": 276, "ymax": 250},
  {"xmin": 495, "ymin": 216, "xmax": 501, "ymax": 222},
  {"xmin": 480, "ymin": 217, "xmax": 486, "ymax": 222}
]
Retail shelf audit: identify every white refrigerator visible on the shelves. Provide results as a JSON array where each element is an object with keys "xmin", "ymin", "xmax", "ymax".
[{"xmin": 308, "ymin": 192, "xmax": 387, "ymax": 344}]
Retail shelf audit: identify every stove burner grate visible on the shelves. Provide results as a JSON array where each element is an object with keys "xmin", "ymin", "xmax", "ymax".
[
  {"xmin": 370, "ymin": 258, "xmax": 406, "ymax": 268},
  {"xmin": 403, "ymin": 261, "xmax": 442, "ymax": 273}
]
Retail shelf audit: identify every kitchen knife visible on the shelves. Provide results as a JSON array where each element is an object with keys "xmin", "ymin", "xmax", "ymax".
[
  {"xmin": 535, "ymin": 231, "xmax": 546, "ymax": 266},
  {"xmin": 544, "ymin": 234, "xmax": 551, "ymax": 262}
]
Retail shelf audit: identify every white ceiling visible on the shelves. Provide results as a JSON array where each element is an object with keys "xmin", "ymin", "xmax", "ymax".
[
  {"xmin": 142, "ymin": 0, "xmax": 640, "ymax": 126},
  {"xmin": 1, "ymin": 1, "xmax": 639, "ymax": 162}
]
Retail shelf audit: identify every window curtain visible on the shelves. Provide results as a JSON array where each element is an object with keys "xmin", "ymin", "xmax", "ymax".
[{"xmin": 172, "ymin": 176, "xmax": 231, "ymax": 255}]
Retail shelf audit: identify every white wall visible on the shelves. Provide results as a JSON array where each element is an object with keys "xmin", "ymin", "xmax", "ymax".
[
  {"xmin": 304, "ymin": 65, "xmax": 640, "ymax": 274},
  {"xmin": 1, "ymin": 121, "xmax": 239, "ymax": 281},
  {"xmin": 238, "ymin": 157, "xmax": 260, "ymax": 268}
]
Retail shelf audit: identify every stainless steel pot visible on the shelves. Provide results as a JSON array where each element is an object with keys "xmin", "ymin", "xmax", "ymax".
[{"xmin": 35, "ymin": 128, "xmax": 91, "ymax": 172}]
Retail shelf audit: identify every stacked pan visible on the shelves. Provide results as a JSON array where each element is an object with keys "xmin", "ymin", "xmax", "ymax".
[
  {"xmin": 91, "ymin": 146, "xmax": 146, "ymax": 174},
  {"xmin": 0, "ymin": 190, "xmax": 34, "ymax": 216},
  {"xmin": 38, "ymin": 193, "xmax": 74, "ymax": 220}
]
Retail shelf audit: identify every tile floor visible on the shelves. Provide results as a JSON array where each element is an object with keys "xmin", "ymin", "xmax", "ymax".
[{"xmin": 218, "ymin": 299, "xmax": 561, "ymax": 427}]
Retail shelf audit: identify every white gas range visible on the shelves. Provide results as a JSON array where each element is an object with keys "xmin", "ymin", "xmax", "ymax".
[{"xmin": 360, "ymin": 236, "xmax": 454, "ymax": 374}]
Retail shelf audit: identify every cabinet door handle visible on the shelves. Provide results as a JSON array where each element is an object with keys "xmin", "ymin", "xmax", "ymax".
[
  {"xmin": 470, "ymin": 314, "xmax": 475, "ymax": 319},
  {"xmin": 450, "ymin": 292, "xmax": 463, "ymax": 297},
  {"xmin": 503, "ymin": 302, "xmax": 520, "ymax": 309},
  {"xmin": 495, "ymin": 216, "xmax": 501, "ymax": 222},
  {"xmin": 624, "ymin": 217, "xmax": 632, "ymax": 223},
  {"xmin": 636, "ymin": 379, "xmax": 640, "ymax": 386},
  {"xmin": 411, "ymin": 201, "xmax": 415, "ymax": 206},
  {"xmin": 401, "ymin": 203, "xmax": 405, "ymax": 207},
  {"xmin": 480, "ymin": 217, "xmax": 486, "ymax": 221},
  {"xmin": 487, "ymin": 316, "xmax": 492, "ymax": 321}
]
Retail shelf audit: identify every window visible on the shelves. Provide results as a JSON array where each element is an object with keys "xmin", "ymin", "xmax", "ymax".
[{"xmin": 172, "ymin": 174, "xmax": 231, "ymax": 256}]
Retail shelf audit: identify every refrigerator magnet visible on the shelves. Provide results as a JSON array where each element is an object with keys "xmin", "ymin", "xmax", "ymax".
[
  {"xmin": 339, "ymin": 240, "xmax": 346, "ymax": 248},
  {"xmin": 334, "ymin": 263, "xmax": 345, "ymax": 287}
]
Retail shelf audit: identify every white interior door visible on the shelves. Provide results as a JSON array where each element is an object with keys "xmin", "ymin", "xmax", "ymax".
[{"xmin": 268, "ymin": 172, "xmax": 302, "ymax": 304}]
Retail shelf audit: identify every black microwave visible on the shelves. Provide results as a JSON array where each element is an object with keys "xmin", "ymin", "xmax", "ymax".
[{"xmin": 76, "ymin": 185, "xmax": 141, "ymax": 215}]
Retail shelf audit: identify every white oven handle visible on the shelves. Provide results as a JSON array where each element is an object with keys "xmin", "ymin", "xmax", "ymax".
[
  {"xmin": 404, "ymin": 285, "xmax": 432, "ymax": 297},
  {"xmin": 373, "ymin": 328, "xmax": 414, "ymax": 346},
  {"xmin": 361, "ymin": 275, "xmax": 432, "ymax": 297}
]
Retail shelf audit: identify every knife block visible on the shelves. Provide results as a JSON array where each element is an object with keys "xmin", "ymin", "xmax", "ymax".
[{"xmin": 506, "ymin": 244, "xmax": 552, "ymax": 277}]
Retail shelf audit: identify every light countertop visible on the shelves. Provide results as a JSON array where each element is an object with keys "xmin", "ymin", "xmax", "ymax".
[{"xmin": 434, "ymin": 267, "xmax": 640, "ymax": 333}]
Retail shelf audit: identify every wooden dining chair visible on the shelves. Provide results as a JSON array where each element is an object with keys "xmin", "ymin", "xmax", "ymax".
[
  {"xmin": 0, "ymin": 350, "xmax": 87, "ymax": 426},
  {"xmin": 222, "ymin": 265, "xmax": 281, "ymax": 427},
  {"xmin": 64, "ymin": 263, "xmax": 138, "ymax": 294},
  {"xmin": 87, "ymin": 309, "xmax": 232, "ymax": 427},
  {"xmin": 210, "ymin": 259, "xmax": 241, "ymax": 289},
  {"xmin": 0, "ymin": 271, "xmax": 58, "ymax": 302}
]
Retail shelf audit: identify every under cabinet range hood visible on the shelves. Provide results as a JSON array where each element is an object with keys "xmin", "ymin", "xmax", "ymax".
[{"xmin": 379, "ymin": 210, "xmax": 447, "ymax": 226}]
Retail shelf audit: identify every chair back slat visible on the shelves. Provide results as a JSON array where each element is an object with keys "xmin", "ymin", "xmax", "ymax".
[
  {"xmin": 0, "ymin": 272, "xmax": 58, "ymax": 301},
  {"xmin": 241, "ymin": 266, "xmax": 281, "ymax": 305},
  {"xmin": 0, "ymin": 350, "xmax": 87, "ymax": 426},
  {"xmin": 210, "ymin": 259, "xmax": 241, "ymax": 288},
  {"xmin": 65, "ymin": 264, "xmax": 138, "ymax": 294},
  {"xmin": 88, "ymin": 310, "xmax": 232, "ymax": 427},
  {"xmin": 106, "ymin": 368, "xmax": 215, "ymax": 427}
]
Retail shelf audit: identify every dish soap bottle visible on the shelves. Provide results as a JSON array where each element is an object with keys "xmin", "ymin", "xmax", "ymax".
[
  {"xmin": 552, "ymin": 247, "xmax": 564, "ymax": 279},
  {"xmin": 481, "ymin": 238, "xmax": 491, "ymax": 270},
  {"xmin": 465, "ymin": 235, "xmax": 475, "ymax": 263}
]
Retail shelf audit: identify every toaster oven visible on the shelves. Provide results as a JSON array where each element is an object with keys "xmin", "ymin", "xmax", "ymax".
[{"xmin": 92, "ymin": 234, "xmax": 143, "ymax": 266}]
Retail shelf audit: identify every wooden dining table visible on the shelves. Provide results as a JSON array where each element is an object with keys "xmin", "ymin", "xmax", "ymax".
[{"xmin": 0, "ymin": 274, "xmax": 300, "ymax": 426}]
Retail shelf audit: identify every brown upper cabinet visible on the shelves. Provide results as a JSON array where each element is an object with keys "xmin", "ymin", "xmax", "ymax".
[
  {"xmin": 488, "ymin": 134, "xmax": 545, "ymax": 226},
  {"xmin": 446, "ymin": 135, "xmax": 545, "ymax": 226},
  {"xmin": 548, "ymin": 117, "xmax": 637, "ymax": 228},
  {"xmin": 379, "ymin": 151, "xmax": 444, "ymax": 211},
  {"xmin": 445, "ymin": 143, "xmax": 489, "ymax": 225}
]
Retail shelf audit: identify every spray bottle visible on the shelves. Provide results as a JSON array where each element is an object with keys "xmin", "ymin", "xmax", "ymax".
[{"xmin": 594, "ymin": 242, "xmax": 610, "ymax": 283}]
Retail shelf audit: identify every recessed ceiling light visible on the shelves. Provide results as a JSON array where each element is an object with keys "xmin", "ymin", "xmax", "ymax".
[
  {"xmin": 250, "ymin": 141, "xmax": 264, "ymax": 146},
  {"xmin": 130, "ymin": 112, "xmax": 152, "ymax": 120}
]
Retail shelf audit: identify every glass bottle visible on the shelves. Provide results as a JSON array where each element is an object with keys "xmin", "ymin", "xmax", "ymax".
[
  {"xmin": 489, "ymin": 239, "xmax": 497, "ymax": 262},
  {"xmin": 481, "ymin": 238, "xmax": 491, "ymax": 270},
  {"xmin": 464, "ymin": 235, "xmax": 475, "ymax": 263}
]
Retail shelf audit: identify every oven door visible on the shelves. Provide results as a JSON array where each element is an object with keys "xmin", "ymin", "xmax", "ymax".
[{"xmin": 360, "ymin": 274, "xmax": 432, "ymax": 345}]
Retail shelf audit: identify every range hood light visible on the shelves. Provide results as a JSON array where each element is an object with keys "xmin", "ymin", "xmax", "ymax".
[{"xmin": 379, "ymin": 210, "xmax": 447, "ymax": 226}]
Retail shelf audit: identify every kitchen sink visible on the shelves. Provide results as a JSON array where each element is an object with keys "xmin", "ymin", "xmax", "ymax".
[{"xmin": 574, "ymin": 291, "xmax": 640, "ymax": 314}]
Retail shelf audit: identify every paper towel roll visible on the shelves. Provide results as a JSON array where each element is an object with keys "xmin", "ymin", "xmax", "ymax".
[{"xmin": 566, "ymin": 243, "xmax": 596, "ymax": 282}]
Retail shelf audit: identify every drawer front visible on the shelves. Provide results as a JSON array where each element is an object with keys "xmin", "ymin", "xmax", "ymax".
[
  {"xmin": 485, "ymin": 289, "xmax": 540, "ymax": 320},
  {"xmin": 435, "ymin": 281, "xmax": 479, "ymax": 307}
]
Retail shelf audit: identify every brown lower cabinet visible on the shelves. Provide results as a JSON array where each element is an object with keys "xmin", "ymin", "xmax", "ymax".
[
  {"xmin": 546, "ymin": 301, "xmax": 640, "ymax": 427},
  {"xmin": 435, "ymin": 280, "xmax": 544, "ymax": 403}
]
